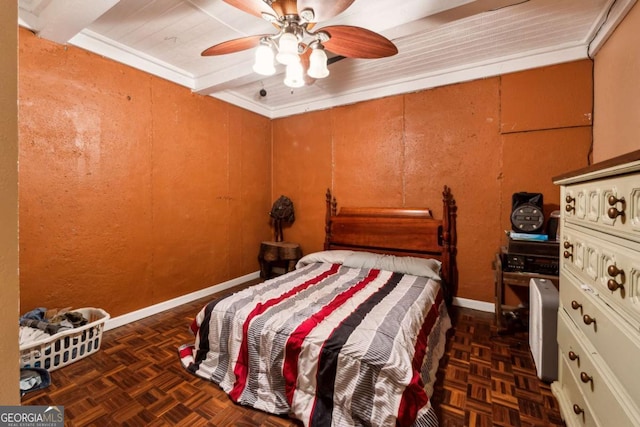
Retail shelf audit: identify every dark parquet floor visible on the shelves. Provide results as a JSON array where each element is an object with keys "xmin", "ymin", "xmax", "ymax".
[
  {"xmin": 22, "ymin": 284, "xmax": 565, "ymax": 426},
  {"xmin": 431, "ymin": 308, "xmax": 564, "ymax": 427}
]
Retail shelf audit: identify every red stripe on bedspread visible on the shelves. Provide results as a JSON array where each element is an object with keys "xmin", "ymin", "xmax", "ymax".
[
  {"xmin": 283, "ymin": 268, "xmax": 381, "ymax": 406},
  {"xmin": 189, "ymin": 319, "xmax": 199, "ymax": 336},
  {"xmin": 396, "ymin": 289, "xmax": 444, "ymax": 426},
  {"xmin": 229, "ymin": 263, "xmax": 341, "ymax": 401}
]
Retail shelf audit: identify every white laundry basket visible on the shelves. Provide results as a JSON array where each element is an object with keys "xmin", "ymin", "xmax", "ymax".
[{"xmin": 20, "ymin": 308, "xmax": 110, "ymax": 372}]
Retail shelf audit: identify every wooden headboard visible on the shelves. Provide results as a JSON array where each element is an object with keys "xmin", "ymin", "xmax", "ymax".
[{"xmin": 324, "ymin": 186, "xmax": 458, "ymax": 304}]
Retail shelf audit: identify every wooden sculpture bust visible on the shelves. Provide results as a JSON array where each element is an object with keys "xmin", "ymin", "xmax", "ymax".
[{"xmin": 269, "ymin": 195, "xmax": 295, "ymax": 242}]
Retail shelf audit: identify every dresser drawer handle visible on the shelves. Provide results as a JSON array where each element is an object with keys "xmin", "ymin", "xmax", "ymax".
[
  {"xmin": 607, "ymin": 279, "xmax": 623, "ymax": 292},
  {"xmin": 568, "ymin": 351, "xmax": 579, "ymax": 362},
  {"xmin": 565, "ymin": 196, "xmax": 576, "ymax": 213},
  {"xmin": 608, "ymin": 195, "xmax": 624, "ymax": 206},
  {"xmin": 563, "ymin": 241, "xmax": 574, "ymax": 260},
  {"xmin": 607, "ymin": 264, "xmax": 624, "ymax": 277},
  {"xmin": 573, "ymin": 404, "xmax": 584, "ymax": 415},
  {"xmin": 607, "ymin": 265, "xmax": 625, "ymax": 292},
  {"xmin": 571, "ymin": 300, "xmax": 582, "ymax": 311},
  {"xmin": 608, "ymin": 207, "xmax": 624, "ymax": 219},
  {"xmin": 580, "ymin": 372, "xmax": 593, "ymax": 385},
  {"xmin": 562, "ymin": 240, "xmax": 573, "ymax": 259},
  {"xmin": 583, "ymin": 314, "xmax": 596, "ymax": 326},
  {"xmin": 607, "ymin": 195, "xmax": 625, "ymax": 219}
]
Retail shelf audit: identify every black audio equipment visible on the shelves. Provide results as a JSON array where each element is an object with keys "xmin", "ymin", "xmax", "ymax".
[
  {"xmin": 546, "ymin": 210, "xmax": 561, "ymax": 241},
  {"xmin": 511, "ymin": 192, "xmax": 544, "ymax": 233},
  {"xmin": 503, "ymin": 238, "xmax": 559, "ymax": 275},
  {"xmin": 504, "ymin": 253, "xmax": 559, "ymax": 275},
  {"xmin": 508, "ymin": 239, "xmax": 559, "ymax": 258}
]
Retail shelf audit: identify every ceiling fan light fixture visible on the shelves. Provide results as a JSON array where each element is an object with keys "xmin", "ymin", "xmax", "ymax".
[
  {"xmin": 253, "ymin": 43, "xmax": 276, "ymax": 76},
  {"xmin": 284, "ymin": 62, "xmax": 305, "ymax": 88},
  {"xmin": 202, "ymin": 1, "xmax": 399, "ymax": 89},
  {"xmin": 276, "ymin": 32, "xmax": 301, "ymax": 65},
  {"xmin": 308, "ymin": 45, "xmax": 329, "ymax": 79},
  {"xmin": 299, "ymin": 8, "xmax": 315, "ymax": 22}
]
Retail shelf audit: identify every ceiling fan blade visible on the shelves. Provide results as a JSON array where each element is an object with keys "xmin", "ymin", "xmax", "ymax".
[
  {"xmin": 271, "ymin": 0, "xmax": 298, "ymax": 17},
  {"xmin": 223, "ymin": 0, "xmax": 278, "ymax": 19},
  {"xmin": 201, "ymin": 35, "xmax": 268, "ymax": 56},
  {"xmin": 321, "ymin": 26, "xmax": 398, "ymax": 59},
  {"xmin": 296, "ymin": 0, "xmax": 355, "ymax": 22}
]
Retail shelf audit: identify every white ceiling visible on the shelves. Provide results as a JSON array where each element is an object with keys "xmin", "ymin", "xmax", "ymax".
[{"xmin": 18, "ymin": 0, "xmax": 636, "ymax": 118}]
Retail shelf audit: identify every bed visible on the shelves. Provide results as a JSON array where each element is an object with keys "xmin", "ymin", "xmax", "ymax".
[{"xmin": 180, "ymin": 186, "xmax": 458, "ymax": 426}]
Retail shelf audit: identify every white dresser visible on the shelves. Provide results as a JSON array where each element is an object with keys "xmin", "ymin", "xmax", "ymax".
[{"xmin": 551, "ymin": 150, "xmax": 640, "ymax": 427}]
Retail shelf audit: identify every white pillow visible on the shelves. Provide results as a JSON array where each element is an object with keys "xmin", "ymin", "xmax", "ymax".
[
  {"xmin": 295, "ymin": 250, "xmax": 354, "ymax": 269},
  {"xmin": 341, "ymin": 251, "xmax": 382, "ymax": 269},
  {"xmin": 344, "ymin": 251, "xmax": 441, "ymax": 280}
]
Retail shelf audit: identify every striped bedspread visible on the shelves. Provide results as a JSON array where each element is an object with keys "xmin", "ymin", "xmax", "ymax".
[{"xmin": 180, "ymin": 260, "xmax": 451, "ymax": 426}]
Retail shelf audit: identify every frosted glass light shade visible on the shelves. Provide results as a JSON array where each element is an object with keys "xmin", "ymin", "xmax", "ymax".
[
  {"xmin": 276, "ymin": 32, "xmax": 300, "ymax": 65},
  {"xmin": 284, "ymin": 62, "xmax": 305, "ymax": 88},
  {"xmin": 308, "ymin": 47, "xmax": 329, "ymax": 79},
  {"xmin": 253, "ymin": 44, "xmax": 276, "ymax": 75}
]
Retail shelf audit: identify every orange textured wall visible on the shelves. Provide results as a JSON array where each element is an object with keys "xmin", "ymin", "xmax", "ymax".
[
  {"xmin": 18, "ymin": 28, "xmax": 272, "ymax": 317},
  {"xmin": 272, "ymin": 109, "xmax": 333, "ymax": 249},
  {"xmin": 593, "ymin": 2, "xmax": 640, "ymax": 161},
  {"xmin": 501, "ymin": 60, "xmax": 593, "ymax": 133},
  {"xmin": 500, "ymin": 61, "xmax": 594, "ymax": 229},
  {"xmin": 274, "ymin": 61, "xmax": 593, "ymax": 303}
]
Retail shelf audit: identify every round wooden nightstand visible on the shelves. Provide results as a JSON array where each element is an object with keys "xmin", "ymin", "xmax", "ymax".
[{"xmin": 258, "ymin": 241, "xmax": 302, "ymax": 279}]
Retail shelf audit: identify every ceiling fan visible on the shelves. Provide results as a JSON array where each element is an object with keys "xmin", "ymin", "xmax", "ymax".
[{"xmin": 201, "ymin": 0, "xmax": 398, "ymax": 88}]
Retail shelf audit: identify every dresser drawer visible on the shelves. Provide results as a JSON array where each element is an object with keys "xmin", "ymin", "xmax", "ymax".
[
  {"xmin": 553, "ymin": 354, "xmax": 598, "ymax": 427},
  {"xmin": 562, "ymin": 225, "xmax": 640, "ymax": 327},
  {"xmin": 561, "ymin": 173, "xmax": 640, "ymax": 244},
  {"xmin": 557, "ymin": 310, "xmax": 640, "ymax": 427},
  {"xmin": 560, "ymin": 272, "xmax": 640, "ymax": 403}
]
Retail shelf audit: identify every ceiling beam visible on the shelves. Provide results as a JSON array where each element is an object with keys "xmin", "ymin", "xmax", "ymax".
[
  {"xmin": 384, "ymin": 0, "xmax": 528, "ymax": 39},
  {"xmin": 429, "ymin": 0, "xmax": 532, "ymax": 22},
  {"xmin": 193, "ymin": 60, "xmax": 267, "ymax": 95},
  {"xmin": 19, "ymin": 0, "xmax": 120, "ymax": 44}
]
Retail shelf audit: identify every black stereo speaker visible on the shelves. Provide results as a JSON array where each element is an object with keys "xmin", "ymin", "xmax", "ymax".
[{"xmin": 511, "ymin": 192, "xmax": 544, "ymax": 233}]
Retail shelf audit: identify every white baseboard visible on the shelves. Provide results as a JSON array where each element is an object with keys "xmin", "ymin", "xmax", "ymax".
[
  {"xmin": 104, "ymin": 271, "xmax": 261, "ymax": 331},
  {"xmin": 452, "ymin": 297, "xmax": 494, "ymax": 313}
]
